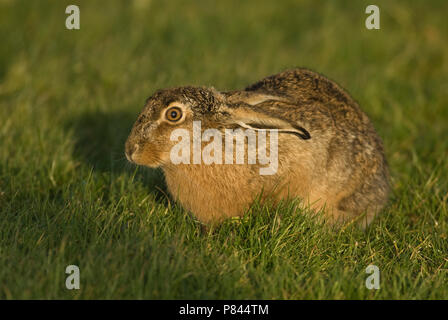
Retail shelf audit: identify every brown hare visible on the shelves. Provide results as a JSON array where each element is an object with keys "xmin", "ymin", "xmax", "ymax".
[{"xmin": 125, "ymin": 68, "xmax": 390, "ymax": 227}]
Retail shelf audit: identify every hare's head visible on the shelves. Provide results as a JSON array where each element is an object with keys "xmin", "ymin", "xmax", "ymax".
[
  {"xmin": 125, "ymin": 86, "xmax": 225, "ymax": 167},
  {"xmin": 125, "ymin": 86, "xmax": 311, "ymax": 168}
]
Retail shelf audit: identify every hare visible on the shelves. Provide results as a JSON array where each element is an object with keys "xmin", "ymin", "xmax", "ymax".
[{"xmin": 125, "ymin": 68, "xmax": 390, "ymax": 227}]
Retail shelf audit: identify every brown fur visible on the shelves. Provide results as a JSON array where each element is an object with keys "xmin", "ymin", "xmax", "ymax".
[{"xmin": 125, "ymin": 68, "xmax": 390, "ymax": 227}]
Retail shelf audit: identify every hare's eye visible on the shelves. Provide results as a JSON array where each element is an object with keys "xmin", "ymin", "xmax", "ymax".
[{"xmin": 165, "ymin": 107, "xmax": 183, "ymax": 122}]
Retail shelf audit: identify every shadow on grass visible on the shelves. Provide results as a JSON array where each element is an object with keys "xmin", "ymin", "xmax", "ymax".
[{"xmin": 65, "ymin": 109, "xmax": 168, "ymax": 201}]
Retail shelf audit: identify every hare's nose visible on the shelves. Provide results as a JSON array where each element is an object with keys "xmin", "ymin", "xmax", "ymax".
[{"xmin": 125, "ymin": 143, "xmax": 139, "ymax": 162}]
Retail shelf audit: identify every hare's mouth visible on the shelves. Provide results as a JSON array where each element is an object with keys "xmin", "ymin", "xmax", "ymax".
[
  {"xmin": 126, "ymin": 148, "xmax": 165, "ymax": 169},
  {"xmin": 125, "ymin": 143, "xmax": 140, "ymax": 163}
]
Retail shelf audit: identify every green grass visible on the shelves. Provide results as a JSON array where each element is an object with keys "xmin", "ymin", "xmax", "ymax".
[{"xmin": 0, "ymin": 0, "xmax": 447, "ymax": 299}]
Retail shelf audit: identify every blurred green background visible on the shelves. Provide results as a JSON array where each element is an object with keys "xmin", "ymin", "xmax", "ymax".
[{"xmin": 0, "ymin": 0, "xmax": 447, "ymax": 299}]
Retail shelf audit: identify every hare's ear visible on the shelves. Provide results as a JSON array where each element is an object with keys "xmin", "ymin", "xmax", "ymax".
[{"xmin": 226, "ymin": 105, "xmax": 311, "ymax": 140}]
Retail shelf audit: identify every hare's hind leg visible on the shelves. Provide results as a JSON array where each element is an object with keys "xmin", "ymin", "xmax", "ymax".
[
  {"xmin": 327, "ymin": 206, "xmax": 376, "ymax": 229},
  {"xmin": 334, "ymin": 176, "xmax": 389, "ymax": 228}
]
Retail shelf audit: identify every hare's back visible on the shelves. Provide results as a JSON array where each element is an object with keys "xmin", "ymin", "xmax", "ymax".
[{"xmin": 246, "ymin": 68, "xmax": 355, "ymax": 105}]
